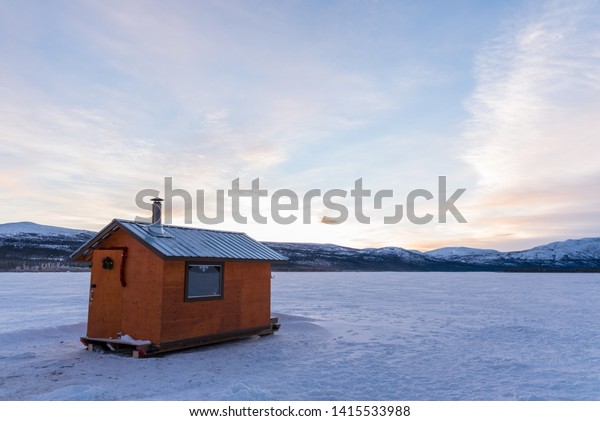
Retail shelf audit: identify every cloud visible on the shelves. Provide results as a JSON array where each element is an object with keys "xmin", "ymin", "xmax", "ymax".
[
  {"xmin": 462, "ymin": 0, "xmax": 600, "ymax": 244},
  {"xmin": 8, "ymin": 0, "xmax": 588, "ymax": 253},
  {"xmin": 0, "ymin": 0, "xmax": 417, "ymax": 230}
]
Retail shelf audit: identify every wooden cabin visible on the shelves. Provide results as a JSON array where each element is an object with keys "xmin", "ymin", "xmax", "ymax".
[{"xmin": 71, "ymin": 200, "xmax": 287, "ymax": 357}]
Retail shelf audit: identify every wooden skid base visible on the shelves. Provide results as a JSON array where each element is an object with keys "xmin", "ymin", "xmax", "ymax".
[
  {"xmin": 81, "ymin": 318, "xmax": 280, "ymax": 358},
  {"xmin": 81, "ymin": 337, "xmax": 152, "ymax": 357}
]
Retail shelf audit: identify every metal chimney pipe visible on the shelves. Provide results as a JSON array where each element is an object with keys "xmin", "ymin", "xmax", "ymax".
[
  {"xmin": 148, "ymin": 197, "xmax": 165, "ymax": 236},
  {"xmin": 151, "ymin": 197, "xmax": 163, "ymax": 225}
]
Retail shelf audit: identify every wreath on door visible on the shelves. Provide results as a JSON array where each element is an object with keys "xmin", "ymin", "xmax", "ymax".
[{"xmin": 102, "ymin": 257, "xmax": 114, "ymax": 270}]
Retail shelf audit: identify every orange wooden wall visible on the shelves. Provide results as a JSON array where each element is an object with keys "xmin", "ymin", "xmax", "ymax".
[
  {"xmin": 160, "ymin": 261, "xmax": 271, "ymax": 343},
  {"xmin": 90, "ymin": 230, "xmax": 164, "ymax": 343},
  {"xmin": 86, "ymin": 228, "xmax": 272, "ymax": 346}
]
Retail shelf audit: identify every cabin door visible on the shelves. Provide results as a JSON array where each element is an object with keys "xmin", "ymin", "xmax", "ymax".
[{"xmin": 87, "ymin": 249, "xmax": 124, "ymax": 338}]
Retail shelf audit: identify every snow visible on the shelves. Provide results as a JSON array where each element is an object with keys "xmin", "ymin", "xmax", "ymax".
[
  {"xmin": 363, "ymin": 246, "xmax": 426, "ymax": 261},
  {"xmin": 426, "ymin": 247, "xmax": 500, "ymax": 259},
  {"xmin": 507, "ymin": 237, "xmax": 600, "ymax": 262},
  {"xmin": 424, "ymin": 238, "xmax": 600, "ymax": 266},
  {"xmin": 113, "ymin": 334, "xmax": 151, "ymax": 346},
  {"xmin": 0, "ymin": 221, "xmax": 91, "ymax": 236},
  {"xmin": 1, "ymin": 271, "xmax": 600, "ymax": 400},
  {"xmin": 85, "ymin": 335, "xmax": 152, "ymax": 346}
]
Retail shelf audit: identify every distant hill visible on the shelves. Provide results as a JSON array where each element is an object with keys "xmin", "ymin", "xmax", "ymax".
[
  {"xmin": 263, "ymin": 242, "xmax": 471, "ymax": 271},
  {"xmin": 0, "ymin": 221, "xmax": 598, "ymax": 272},
  {"xmin": 267, "ymin": 238, "xmax": 600, "ymax": 272},
  {"xmin": 0, "ymin": 221, "xmax": 93, "ymax": 237},
  {"xmin": 421, "ymin": 238, "xmax": 600, "ymax": 271},
  {"xmin": 0, "ymin": 222, "xmax": 94, "ymax": 271}
]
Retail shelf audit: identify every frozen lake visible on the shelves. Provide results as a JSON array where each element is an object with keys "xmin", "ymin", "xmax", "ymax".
[{"xmin": 0, "ymin": 271, "xmax": 599, "ymax": 400}]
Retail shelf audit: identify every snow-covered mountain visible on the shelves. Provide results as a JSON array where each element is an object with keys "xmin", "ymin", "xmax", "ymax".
[
  {"xmin": 0, "ymin": 221, "xmax": 94, "ymax": 271},
  {"xmin": 424, "ymin": 246, "xmax": 504, "ymax": 265},
  {"xmin": 263, "ymin": 242, "xmax": 449, "ymax": 271},
  {"xmin": 506, "ymin": 238, "xmax": 600, "ymax": 263},
  {"xmin": 0, "ymin": 221, "xmax": 92, "ymax": 236},
  {"xmin": 0, "ymin": 221, "xmax": 598, "ymax": 272},
  {"xmin": 425, "ymin": 246, "xmax": 501, "ymax": 260},
  {"xmin": 423, "ymin": 238, "xmax": 600, "ymax": 270},
  {"xmin": 265, "ymin": 238, "xmax": 600, "ymax": 271}
]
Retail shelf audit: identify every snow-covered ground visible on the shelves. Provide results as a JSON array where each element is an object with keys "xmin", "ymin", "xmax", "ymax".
[{"xmin": 1, "ymin": 271, "xmax": 600, "ymax": 400}]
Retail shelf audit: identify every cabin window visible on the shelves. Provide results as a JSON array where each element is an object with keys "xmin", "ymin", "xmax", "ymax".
[{"xmin": 185, "ymin": 264, "xmax": 223, "ymax": 301}]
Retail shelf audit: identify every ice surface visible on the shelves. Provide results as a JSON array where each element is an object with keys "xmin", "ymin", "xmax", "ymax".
[
  {"xmin": 0, "ymin": 273, "xmax": 89, "ymax": 334},
  {"xmin": 1, "ymin": 271, "xmax": 600, "ymax": 400}
]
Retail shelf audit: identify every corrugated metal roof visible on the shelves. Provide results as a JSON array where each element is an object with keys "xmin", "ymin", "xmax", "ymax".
[{"xmin": 71, "ymin": 219, "xmax": 288, "ymax": 262}]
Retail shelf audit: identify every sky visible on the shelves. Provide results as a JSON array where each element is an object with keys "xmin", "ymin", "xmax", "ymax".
[{"xmin": 0, "ymin": 0, "xmax": 599, "ymax": 251}]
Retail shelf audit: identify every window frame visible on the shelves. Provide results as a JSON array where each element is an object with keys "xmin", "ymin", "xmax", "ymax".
[{"xmin": 184, "ymin": 262, "xmax": 224, "ymax": 302}]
